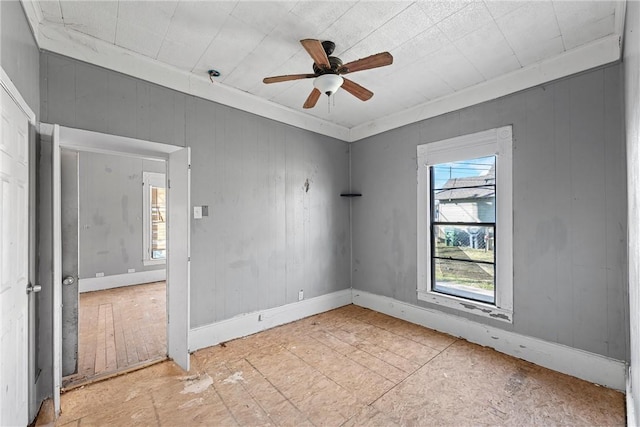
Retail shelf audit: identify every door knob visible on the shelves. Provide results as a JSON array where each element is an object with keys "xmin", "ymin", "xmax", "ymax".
[
  {"xmin": 62, "ymin": 276, "xmax": 75, "ymax": 286},
  {"xmin": 26, "ymin": 283, "xmax": 42, "ymax": 294}
]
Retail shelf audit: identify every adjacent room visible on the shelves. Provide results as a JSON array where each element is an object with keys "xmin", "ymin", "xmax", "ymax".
[
  {"xmin": 60, "ymin": 150, "xmax": 168, "ymax": 387},
  {"xmin": 1, "ymin": 0, "xmax": 639, "ymax": 425}
]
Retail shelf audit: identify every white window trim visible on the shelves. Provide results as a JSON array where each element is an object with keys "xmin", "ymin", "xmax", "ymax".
[
  {"xmin": 417, "ymin": 126, "xmax": 513, "ymax": 323},
  {"xmin": 143, "ymin": 171, "xmax": 166, "ymax": 266}
]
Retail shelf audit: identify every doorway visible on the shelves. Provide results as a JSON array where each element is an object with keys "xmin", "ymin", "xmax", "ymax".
[
  {"xmin": 43, "ymin": 124, "xmax": 191, "ymax": 416},
  {"xmin": 60, "ymin": 149, "xmax": 169, "ymax": 388},
  {"xmin": 71, "ymin": 281, "xmax": 167, "ymax": 384}
]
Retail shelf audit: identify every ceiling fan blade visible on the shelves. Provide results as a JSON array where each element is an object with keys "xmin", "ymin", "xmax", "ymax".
[
  {"xmin": 341, "ymin": 78, "xmax": 373, "ymax": 101},
  {"xmin": 303, "ymin": 88, "xmax": 322, "ymax": 109},
  {"xmin": 338, "ymin": 52, "xmax": 393, "ymax": 74},
  {"xmin": 263, "ymin": 74, "xmax": 316, "ymax": 84},
  {"xmin": 300, "ymin": 39, "xmax": 330, "ymax": 69}
]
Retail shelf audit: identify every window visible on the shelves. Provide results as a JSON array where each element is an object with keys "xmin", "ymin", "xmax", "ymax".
[
  {"xmin": 417, "ymin": 126, "xmax": 513, "ymax": 322},
  {"xmin": 143, "ymin": 171, "xmax": 166, "ymax": 266}
]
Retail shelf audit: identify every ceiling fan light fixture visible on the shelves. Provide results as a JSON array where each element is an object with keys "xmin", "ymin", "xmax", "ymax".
[{"xmin": 313, "ymin": 74, "xmax": 343, "ymax": 96}]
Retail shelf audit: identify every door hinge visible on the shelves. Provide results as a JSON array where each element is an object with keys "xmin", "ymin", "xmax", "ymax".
[
  {"xmin": 188, "ymin": 257, "xmax": 191, "ymax": 262},
  {"xmin": 167, "ymin": 179, "xmax": 171, "ymax": 189}
]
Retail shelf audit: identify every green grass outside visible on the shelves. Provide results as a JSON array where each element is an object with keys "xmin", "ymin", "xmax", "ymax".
[{"xmin": 434, "ymin": 243, "xmax": 494, "ymax": 291}]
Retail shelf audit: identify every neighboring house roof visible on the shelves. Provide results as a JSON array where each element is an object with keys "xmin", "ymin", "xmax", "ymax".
[{"xmin": 435, "ymin": 168, "xmax": 495, "ymax": 201}]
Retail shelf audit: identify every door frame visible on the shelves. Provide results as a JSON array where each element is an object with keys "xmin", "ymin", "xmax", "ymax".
[
  {"xmin": 0, "ymin": 66, "xmax": 38, "ymax": 423},
  {"xmin": 45, "ymin": 124, "xmax": 191, "ymax": 416}
]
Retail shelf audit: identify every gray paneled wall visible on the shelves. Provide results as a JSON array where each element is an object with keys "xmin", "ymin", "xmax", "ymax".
[
  {"xmin": 0, "ymin": 0, "xmax": 40, "ymax": 117},
  {"xmin": 77, "ymin": 151, "xmax": 165, "ymax": 279},
  {"xmin": 41, "ymin": 52, "xmax": 351, "ymax": 328},
  {"xmin": 41, "ymin": 53, "xmax": 186, "ymax": 147},
  {"xmin": 351, "ymin": 63, "xmax": 628, "ymax": 361}
]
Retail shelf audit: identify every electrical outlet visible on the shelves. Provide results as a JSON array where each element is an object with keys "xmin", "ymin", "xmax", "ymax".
[
  {"xmin": 128, "ymin": 268, "xmax": 135, "ymax": 273},
  {"xmin": 298, "ymin": 290, "xmax": 304, "ymax": 301},
  {"xmin": 96, "ymin": 272, "xmax": 104, "ymax": 278}
]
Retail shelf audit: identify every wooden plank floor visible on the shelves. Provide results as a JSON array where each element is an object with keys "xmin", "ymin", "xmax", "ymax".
[
  {"xmin": 48, "ymin": 305, "xmax": 624, "ymax": 426},
  {"xmin": 65, "ymin": 281, "xmax": 166, "ymax": 386}
]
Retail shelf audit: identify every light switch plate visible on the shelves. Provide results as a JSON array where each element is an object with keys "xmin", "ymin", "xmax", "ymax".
[{"xmin": 194, "ymin": 206, "xmax": 202, "ymax": 219}]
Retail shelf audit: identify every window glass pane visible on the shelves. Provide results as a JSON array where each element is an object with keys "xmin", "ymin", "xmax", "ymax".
[
  {"xmin": 433, "ymin": 225, "xmax": 494, "ymax": 263},
  {"xmin": 151, "ymin": 186, "xmax": 166, "ymax": 260},
  {"xmin": 430, "ymin": 155, "xmax": 496, "ymax": 305},
  {"xmin": 433, "ymin": 259, "xmax": 494, "ymax": 304},
  {"xmin": 432, "ymin": 156, "xmax": 495, "ymax": 223}
]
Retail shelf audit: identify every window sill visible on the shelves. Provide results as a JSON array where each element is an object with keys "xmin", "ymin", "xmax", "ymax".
[
  {"xmin": 416, "ymin": 289, "xmax": 512, "ymax": 323},
  {"xmin": 143, "ymin": 259, "xmax": 166, "ymax": 266}
]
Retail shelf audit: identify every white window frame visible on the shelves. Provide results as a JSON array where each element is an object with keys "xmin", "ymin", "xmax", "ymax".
[
  {"xmin": 417, "ymin": 126, "xmax": 513, "ymax": 323},
  {"xmin": 143, "ymin": 171, "xmax": 166, "ymax": 266}
]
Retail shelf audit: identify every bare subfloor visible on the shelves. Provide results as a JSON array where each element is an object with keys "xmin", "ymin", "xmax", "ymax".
[
  {"xmin": 63, "ymin": 281, "xmax": 166, "ymax": 387},
  {"xmin": 44, "ymin": 305, "xmax": 624, "ymax": 426}
]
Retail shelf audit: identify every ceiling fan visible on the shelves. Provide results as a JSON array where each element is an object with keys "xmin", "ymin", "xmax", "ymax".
[{"xmin": 263, "ymin": 39, "xmax": 393, "ymax": 109}]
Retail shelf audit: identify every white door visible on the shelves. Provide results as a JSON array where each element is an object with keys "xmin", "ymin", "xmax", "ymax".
[
  {"xmin": 167, "ymin": 147, "xmax": 190, "ymax": 371},
  {"xmin": 0, "ymin": 83, "xmax": 30, "ymax": 425}
]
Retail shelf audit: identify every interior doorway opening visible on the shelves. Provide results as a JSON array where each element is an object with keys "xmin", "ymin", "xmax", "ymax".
[
  {"xmin": 44, "ymin": 124, "xmax": 191, "ymax": 416},
  {"xmin": 63, "ymin": 281, "xmax": 167, "ymax": 388},
  {"xmin": 58, "ymin": 149, "xmax": 169, "ymax": 388}
]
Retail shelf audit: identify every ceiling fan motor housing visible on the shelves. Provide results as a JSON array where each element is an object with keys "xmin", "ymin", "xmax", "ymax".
[
  {"xmin": 313, "ymin": 56, "xmax": 343, "ymax": 75},
  {"xmin": 321, "ymin": 40, "xmax": 335, "ymax": 55}
]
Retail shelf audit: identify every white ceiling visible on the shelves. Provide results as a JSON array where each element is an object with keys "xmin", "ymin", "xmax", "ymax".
[{"xmin": 24, "ymin": 0, "xmax": 625, "ymax": 141}]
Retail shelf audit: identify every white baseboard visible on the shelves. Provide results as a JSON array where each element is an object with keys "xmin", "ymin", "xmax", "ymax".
[
  {"xmin": 352, "ymin": 289, "xmax": 626, "ymax": 391},
  {"xmin": 189, "ymin": 289, "xmax": 353, "ymax": 352},
  {"xmin": 78, "ymin": 269, "xmax": 166, "ymax": 293}
]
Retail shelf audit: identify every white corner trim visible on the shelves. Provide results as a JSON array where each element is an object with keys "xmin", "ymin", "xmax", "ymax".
[
  {"xmin": 352, "ymin": 289, "xmax": 626, "ymax": 391},
  {"xmin": 349, "ymin": 34, "xmax": 622, "ymax": 142},
  {"xmin": 78, "ymin": 269, "xmax": 166, "ymax": 293},
  {"xmin": 614, "ymin": 1, "xmax": 627, "ymax": 46},
  {"xmin": 628, "ymin": 368, "xmax": 637, "ymax": 427},
  {"xmin": 190, "ymin": 288, "xmax": 352, "ymax": 352},
  {"xmin": 35, "ymin": 23, "xmax": 350, "ymax": 142},
  {"xmin": 18, "ymin": 0, "xmax": 43, "ymax": 46},
  {"xmin": 0, "ymin": 66, "xmax": 36, "ymax": 123}
]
